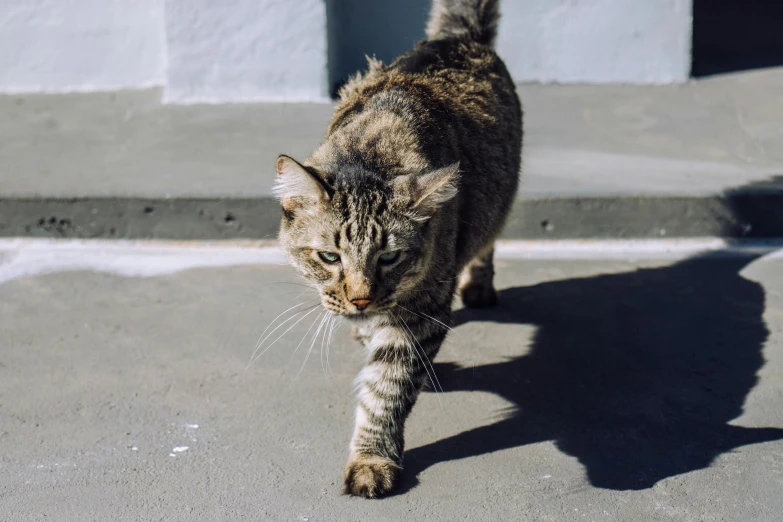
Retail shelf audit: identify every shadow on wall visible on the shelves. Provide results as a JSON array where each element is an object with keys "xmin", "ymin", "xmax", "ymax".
[
  {"xmin": 692, "ymin": 0, "xmax": 783, "ymax": 77},
  {"xmin": 325, "ymin": 0, "xmax": 429, "ymax": 97},
  {"xmin": 400, "ymin": 176, "xmax": 783, "ymax": 493}
]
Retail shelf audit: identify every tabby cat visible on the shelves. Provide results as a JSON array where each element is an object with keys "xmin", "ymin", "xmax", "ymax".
[{"xmin": 275, "ymin": 0, "xmax": 522, "ymax": 498}]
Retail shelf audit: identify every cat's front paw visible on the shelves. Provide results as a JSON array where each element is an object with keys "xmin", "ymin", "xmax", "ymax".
[
  {"xmin": 343, "ymin": 455, "xmax": 401, "ymax": 498},
  {"xmin": 460, "ymin": 284, "xmax": 498, "ymax": 308}
]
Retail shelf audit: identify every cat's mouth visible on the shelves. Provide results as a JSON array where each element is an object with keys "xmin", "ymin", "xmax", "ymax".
[
  {"xmin": 322, "ymin": 300, "xmax": 396, "ymax": 319},
  {"xmin": 334, "ymin": 307, "xmax": 387, "ymax": 320}
]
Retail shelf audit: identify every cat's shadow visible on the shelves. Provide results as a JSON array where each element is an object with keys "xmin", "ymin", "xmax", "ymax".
[{"xmin": 397, "ymin": 251, "xmax": 783, "ymax": 493}]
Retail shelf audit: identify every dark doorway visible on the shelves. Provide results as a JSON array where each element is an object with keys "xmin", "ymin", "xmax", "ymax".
[
  {"xmin": 692, "ymin": 0, "xmax": 783, "ymax": 76},
  {"xmin": 326, "ymin": 0, "xmax": 429, "ymax": 97}
]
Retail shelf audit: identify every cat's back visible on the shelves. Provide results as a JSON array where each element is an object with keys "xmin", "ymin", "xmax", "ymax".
[
  {"xmin": 319, "ymin": 38, "xmax": 521, "ymax": 188},
  {"xmin": 390, "ymin": 37, "xmax": 500, "ymax": 80},
  {"xmin": 331, "ymin": 37, "xmax": 518, "ymax": 135}
]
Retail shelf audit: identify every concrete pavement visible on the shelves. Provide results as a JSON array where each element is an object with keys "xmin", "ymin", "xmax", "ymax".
[{"xmin": 1, "ymin": 240, "xmax": 782, "ymax": 520}]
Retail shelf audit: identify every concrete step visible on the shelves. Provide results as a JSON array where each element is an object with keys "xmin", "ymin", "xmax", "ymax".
[{"xmin": 2, "ymin": 68, "xmax": 783, "ymax": 240}]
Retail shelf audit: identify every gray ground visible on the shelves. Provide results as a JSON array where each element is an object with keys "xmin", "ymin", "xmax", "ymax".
[
  {"xmin": 3, "ymin": 69, "xmax": 783, "ymax": 241},
  {"xmin": 3, "ymin": 69, "xmax": 782, "ymax": 199},
  {"xmin": 2, "ymin": 247, "xmax": 782, "ymax": 521},
  {"xmin": 2, "ymin": 66, "xmax": 783, "ymax": 520}
]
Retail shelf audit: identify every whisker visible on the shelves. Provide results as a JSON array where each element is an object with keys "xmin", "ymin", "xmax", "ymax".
[
  {"xmin": 326, "ymin": 316, "xmax": 339, "ymax": 376},
  {"xmin": 277, "ymin": 290, "xmax": 320, "ymax": 301},
  {"xmin": 399, "ymin": 318, "xmax": 443, "ymax": 408},
  {"xmin": 290, "ymin": 310, "xmax": 324, "ymax": 360},
  {"xmin": 290, "ymin": 287, "xmax": 318, "ymax": 302},
  {"xmin": 251, "ymin": 301, "xmax": 320, "ymax": 356},
  {"xmin": 320, "ymin": 314, "xmax": 332, "ymax": 378},
  {"xmin": 267, "ymin": 281, "xmax": 318, "ymax": 290},
  {"xmin": 255, "ymin": 281, "xmax": 320, "ymax": 301},
  {"xmin": 397, "ymin": 313, "xmax": 445, "ymax": 398},
  {"xmin": 294, "ymin": 312, "xmax": 331, "ymax": 382},
  {"xmin": 248, "ymin": 300, "xmax": 318, "ymax": 367},
  {"xmin": 247, "ymin": 304, "xmax": 322, "ymax": 368},
  {"xmin": 392, "ymin": 313, "xmax": 443, "ymax": 408},
  {"xmin": 396, "ymin": 304, "xmax": 461, "ymax": 339}
]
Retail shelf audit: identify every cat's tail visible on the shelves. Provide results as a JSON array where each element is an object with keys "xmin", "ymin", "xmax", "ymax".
[{"xmin": 425, "ymin": 0, "xmax": 500, "ymax": 47}]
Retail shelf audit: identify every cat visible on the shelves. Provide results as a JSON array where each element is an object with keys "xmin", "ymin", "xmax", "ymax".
[{"xmin": 274, "ymin": 0, "xmax": 522, "ymax": 498}]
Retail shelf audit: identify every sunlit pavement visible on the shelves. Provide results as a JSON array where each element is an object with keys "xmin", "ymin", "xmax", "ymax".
[{"xmin": 1, "ymin": 240, "xmax": 782, "ymax": 521}]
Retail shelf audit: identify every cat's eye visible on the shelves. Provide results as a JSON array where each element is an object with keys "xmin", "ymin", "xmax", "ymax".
[
  {"xmin": 378, "ymin": 251, "xmax": 401, "ymax": 265},
  {"xmin": 318, "ymin": 251, "xmax": 340, "ymax": 264}
]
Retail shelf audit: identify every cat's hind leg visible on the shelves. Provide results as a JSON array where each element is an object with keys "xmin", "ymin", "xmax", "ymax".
[{"xmin": 459, "ymin": 242, "xmax": 498, "ymax": 308}]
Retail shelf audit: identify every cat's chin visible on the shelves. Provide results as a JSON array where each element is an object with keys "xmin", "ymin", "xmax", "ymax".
[{"xmin": 339, "ymin": 310, "xmax": 391, "ymax": 322}]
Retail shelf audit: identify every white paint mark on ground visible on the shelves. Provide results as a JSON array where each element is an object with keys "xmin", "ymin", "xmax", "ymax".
[
  {"xmin": 494, "ymin": 239, "xmax": 783, "ymax": 260},
  {"xmin": 185, "ymin": 423, "xmax": 199, "ymax": 429},
  {"xmin": 0, "ymin": 239, "xmax": 284, "ymax": 284},
  {"xmin": 172, "ymin": 446, "xmax": 189, "ymax": 453},
  {"xmin": 0, "ymin": 238, "xmax": 781, "ymax": 286}
]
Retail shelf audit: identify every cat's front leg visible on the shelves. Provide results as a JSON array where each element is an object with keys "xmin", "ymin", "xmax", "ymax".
[{"xmin": 343, "ymin": 316, "xmax": 447, "ymax": 498}]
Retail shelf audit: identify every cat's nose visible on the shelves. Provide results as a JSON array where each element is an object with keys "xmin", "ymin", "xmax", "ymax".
[{"xmin": 350, "ymin": 298, "xmax": 373, "ymax": 311}]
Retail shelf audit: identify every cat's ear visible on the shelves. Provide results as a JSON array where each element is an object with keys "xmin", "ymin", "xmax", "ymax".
[
  {"xmin": 394, "ymin": 163, "xmax": 460, "ymax": 220},
  {"xmin": 274, "ymin": 155, "xmax": 330, "ymax": 213}
]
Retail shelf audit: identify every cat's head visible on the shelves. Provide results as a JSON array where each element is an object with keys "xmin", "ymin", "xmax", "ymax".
[{"xmin": 275, "ymin": 155, "xmax": 458, "ymax": 318}]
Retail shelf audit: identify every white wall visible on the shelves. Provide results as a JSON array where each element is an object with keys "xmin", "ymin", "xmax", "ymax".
[
  {"xmin": 0, "ymin": 0, "xmax": 694, "ymax": 101},
  {"xmin": 497, "ymin": 0, "xmax": 693, "ymax": 84},
  {"xmin": 163, "ymin": 0, "xmax": 329, "ymax": 103},
  {"xmin": 0, "ymin": 0, "xmax": 166, "ymax": 92}
]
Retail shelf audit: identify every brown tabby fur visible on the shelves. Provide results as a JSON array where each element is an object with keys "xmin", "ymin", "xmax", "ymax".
[{"xmin": 275, "ymin": 0, "xmax": 522, "ymax": 498}]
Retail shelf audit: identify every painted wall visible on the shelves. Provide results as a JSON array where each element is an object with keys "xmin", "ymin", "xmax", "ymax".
[
  {"xmin": 0, "ymin": 0, "xmax": 166, "ymax": 92},
  {"xmin": 325, "ymin": 0, "xmax": 693, "ymax": 90},
  {"xmin": 164, "ymin": 0, "xmax": 329, "ymax": 103},
  {"xmin": 0, "ymin": 0, "xmax": 694, "ymax": 101},
  {"xmin": 496, "ymin": 0, "xmax": 693, "ymax": 84}
]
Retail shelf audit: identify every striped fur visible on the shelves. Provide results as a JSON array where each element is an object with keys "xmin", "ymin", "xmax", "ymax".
[{"xmin": 275, "ymin": 0, "xmax": 522, "ymax": 498}]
